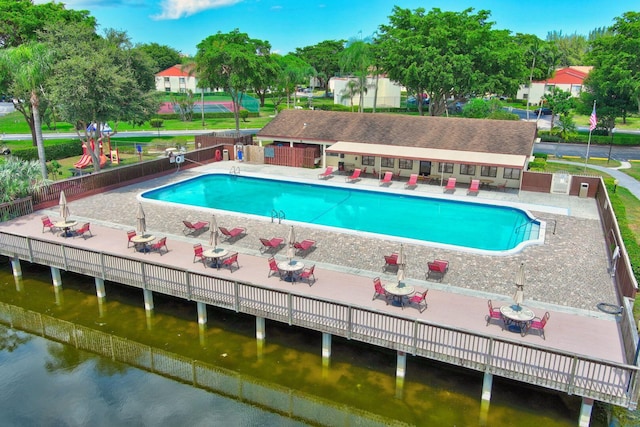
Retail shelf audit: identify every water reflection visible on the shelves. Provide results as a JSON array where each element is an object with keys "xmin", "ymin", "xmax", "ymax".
[{"xmin": 0, "ymin": 260, "xmax": 592, "ymax": 426}]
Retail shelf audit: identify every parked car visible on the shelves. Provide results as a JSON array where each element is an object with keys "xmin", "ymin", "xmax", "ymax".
[
  {"xmin": 534, "ymin": 107, "xmax": 553, "ymax": 115},
  {"xmin": 407, "ymin": 96, "xmax": 429, "ymax": 105}
]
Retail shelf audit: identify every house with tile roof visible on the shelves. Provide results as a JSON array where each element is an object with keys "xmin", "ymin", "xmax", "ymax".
[
  {"xmin": 517, "ymin": 66, "xmax": 593, "ymax": 104},
  {"xmin": 155, "ymin": 64, "xmax": 216, "ymax": 93},
  {"xmin": 256, "ymin": 110, "xmax": 537, "ymax": 190}
]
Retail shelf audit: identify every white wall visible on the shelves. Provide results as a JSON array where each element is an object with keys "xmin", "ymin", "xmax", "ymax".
[{"xmin": 331, "ymin": 77, "xmax": 401, "ymax": 108}]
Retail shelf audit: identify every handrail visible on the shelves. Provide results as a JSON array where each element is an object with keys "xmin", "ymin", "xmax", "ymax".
[
  {"xmin": 270, "ymin": 209, "xmax": 285, "ymax": 224},
  {"xmin": 229, "ymin": 166, "xmax": 240, "ymax": 175}
]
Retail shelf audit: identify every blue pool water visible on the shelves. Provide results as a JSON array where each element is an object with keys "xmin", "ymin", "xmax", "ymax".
[{"xmin": 141, "ymin": 174, "xmax": 540, "ymax": 251}]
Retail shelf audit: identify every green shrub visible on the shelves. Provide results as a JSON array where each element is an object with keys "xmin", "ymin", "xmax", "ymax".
[
  {"xmin": 533, "ymin": 152, "xmax": 548, "ymax": 160},
  {"xmin": 528, "ymin": 158, "xmax": 546, "ymax": 171},
  {"xmin": 11, "ymin": 141, "xmax": 83, "ymax": 161}
]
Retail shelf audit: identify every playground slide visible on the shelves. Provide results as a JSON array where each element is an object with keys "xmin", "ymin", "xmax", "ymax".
[
  {"xmin": 99, "ymin": 154, "xmax": 108, "ymax": 167},
  {"xmin": 73, "ymin": 154, "xmax": 92, "ymax": 169}
]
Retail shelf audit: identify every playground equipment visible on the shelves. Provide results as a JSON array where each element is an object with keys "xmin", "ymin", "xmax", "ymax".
[{"xmin": 74, "ymin": 138, "xmax": 109, "ymax": 169}]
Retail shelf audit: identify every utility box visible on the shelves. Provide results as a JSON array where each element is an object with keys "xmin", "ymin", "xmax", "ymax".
[
  {"xmin": 223, "ymin": 149, "xmax": 229, "ymax": 161},
  {"xmin": 579, "ymin": 182, "xmax": 589, "ymax": 198}
]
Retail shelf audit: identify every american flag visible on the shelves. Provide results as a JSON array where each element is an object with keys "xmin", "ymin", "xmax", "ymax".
[{"xmin": 589, "ymin": 104, "xmax": 597, "ymax": 131}]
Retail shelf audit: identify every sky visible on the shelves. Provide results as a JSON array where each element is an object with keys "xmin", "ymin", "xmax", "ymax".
[{"xmin": 39, "ymin": 0, "xmax": 638, "ymax": 56}]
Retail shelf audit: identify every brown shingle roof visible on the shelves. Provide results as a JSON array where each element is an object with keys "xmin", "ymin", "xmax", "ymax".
[{"xmin": 257, "ymin": 110, "xmax": 537, "ymax": 156}]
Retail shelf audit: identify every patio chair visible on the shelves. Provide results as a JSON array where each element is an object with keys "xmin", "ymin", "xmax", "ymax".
[
  {"xmin": 444, "ymin": 177, "xmax": 456, "ymax": 193},
  {"xmin": 126, "ymin": 230, "xmax": 137, "ymax": 248},
  {"xmin": 379, "ymin": 171, "xmax": 393, "ymax": 186},
  {"xmin": 405, "ymin": 173, "xmax": 418, "ymax": 189},
  {"xmin": 383, "ymin": 253, "xmax": 399, "ymax": 272},
  {"xmin": 182, "ymin": 220, "xmax": 209, "ymax": 236},
  {"xmin": 259, "ymin": 237, "xmax": 284, "ymax": 254},
  {"xmin": 372, "ymin": 277, "xmax": 389, "ymax": 304},
  {"xmin": 74, "ymin": 222, "xmax": 92, "ymax": 239},
  {"xmin": 318, "ymin": 166, "xmax": 334, "ymax": 179},
  {"xmin": 528, "ymin": 312, "xmax": 550, "ymax": 339},
  {"xmin": 219, "ymin": 226, "xmax": 246, "ymax": 241},
  {"xmin": 149, "ymin": 237, "xmax": 168, "ymax": 255},
  {"xmin": 268, "ymin": 257, "xmax": 283, "ymax": 279},
  {"xmin": 193, "ymin": 243, "xmax": 205, "ymax": 265},
  {"xmin": 294, "ymin": 239, "xmax": 316, "ymax": 257},
  {"xmin": 468, "ymin": 179, "xmax": 480, "ymax": 195},
  {"xmin": 486, "ymin": 300, "xmax": 503, "ymax": 328},
  {"xmin": 426, "ymin": 259, "xmax": 449, "ymax": 282},
  {"xmin": 345, "ymin": 168, "xmax": 361, "ymax": 183},
  {"xmin": 220, "ymin": 252, "xmax": 239, "ymax": 272},
  {"xmin": 409, "ymin": 289, "xmax": 428, "ymax": 313},
  {"xmin": 41, "ymin": 216, "xmax": 58, "ymax": 234},
  {"xmin": 298, "ymin": 264, "xmax": 316, "ymax": 285}
]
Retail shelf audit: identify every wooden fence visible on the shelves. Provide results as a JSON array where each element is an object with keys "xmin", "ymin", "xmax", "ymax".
[{"xmin": 1, "ymin": 231, "xmax": 638, "ymax": 409}]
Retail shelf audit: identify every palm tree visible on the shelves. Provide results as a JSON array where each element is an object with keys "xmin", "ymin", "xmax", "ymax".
[
  {"xmin": 340, "ymin": 79, "xmax": 361, "ymax": 112},
  {"xmin": 0, "ymin": 43, "xmax": 53, "ymax": 181},
  {"xmin": 339, "ymin": 39, "xmax": 375, "ymax": 113}
]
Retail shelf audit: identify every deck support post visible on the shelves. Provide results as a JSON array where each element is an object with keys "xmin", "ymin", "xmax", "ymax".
[
  {"xmin": 51, "ymin": 266, "xmax": 62, "ymax": 288},
  {"xmin": 256, "ymin": 316, "xmax": 265, "ymax": 340},
  {"xmin": 578, "ymin": 397, "xmax": 594, "ymax": 427},
  {"xmin": 395, "ymin": 351, "xmax": 406, "ymax": 397},
  {"xmin": 143, "ymin": 288, "xmax": 154, "ymax": 311},
  {"xmin": 95, "ymin": 278, "xmax": 106, "ymax": 298},
  {"xmin": 197, "ymin": 302, "xmax": 207, "ymax": 325},
  {"xmin": 480, "ymin": 372, "xmax": 494, "ymax": 426},
  {"xmin": 322, "ymin": 332, "xmax": 332, "ymax": 367},
  {"xmin": 10, "ymin": 256, "xmax": 22, "ymax": 278}
]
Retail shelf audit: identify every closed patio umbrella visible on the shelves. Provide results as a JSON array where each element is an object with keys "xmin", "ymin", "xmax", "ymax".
[
  {"xmin": 286, "ymin": 225, "xmax": 296, "ymax": 261},
  {"xmin": 136, "ymin": 203, "xmax": 146, "ymax": 235},
  {"xmin": 59, "ymin": 191, "xmax": 70, "ymax": 221},
  {"xmin": 396, "ymin": 244, "xmax": 406, "ymax": 283},
  {"xmin": 513, "ymin": 262, "xmax": 525, "ymax": 307},
  {"xmin": 209, "ymin": 215, "xmax": 219, "ymax": 249}
]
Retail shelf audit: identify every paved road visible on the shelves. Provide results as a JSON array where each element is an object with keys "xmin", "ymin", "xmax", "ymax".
[{"xmin": 535, "ymin": 142, "xmax": 640, "ymax": 161}]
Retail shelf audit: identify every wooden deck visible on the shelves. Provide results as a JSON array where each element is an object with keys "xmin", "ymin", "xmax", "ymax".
[{"xmin": 1, "ymin": 214, "xmax": 638, "ymax": 408}]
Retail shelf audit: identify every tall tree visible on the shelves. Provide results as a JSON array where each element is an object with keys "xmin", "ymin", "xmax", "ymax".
[
  {"xmin": 295, "ymin": 40, "xmax": 345, "ymax": 95},
  {"xmin": 546, "ymin": 31, "xmax": 589, "ymax": 67},
  {"xmin": 195, "ymin": 29, "xmax": 271, "ymax": 131},
  {"xmin": 339, "ymin": 38, "xmax": 375, "ymax": 113},
  {"xmin": 273, "ymin": 54, "xmax": 314, "ymax": 110},
  {"xmin": 541, "ymin": 88, "xmax": 573, "ymax": 128},
  {"xmin": 514, "ymin": 34, "xmax": 558, "ymax": 119},
  {"xmin": 137, "ymin": 42, "xmax": 182, "ymax": 73}
]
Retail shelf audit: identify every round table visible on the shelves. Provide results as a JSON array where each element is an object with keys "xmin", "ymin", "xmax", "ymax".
[
  {"xmin": 131, "ymin": 234, "xmax": 155, "ymax": 252},
  {"xmin": 383, "ymin": 282, "xmax": 415, "ymax": 307},
  {"xmin": 203, "ymin": 248, "xmax": 229, "ymax": 269},
  {"xmin": 277, "ymin": 260, "xmax": 304, "ymax": 282},
  {"xmin": 54, "ymin": 220, "xmax": 77, "ymax": 238},
  {"xmin": 500, "ymin": 305, "xmax": 535, "ymax": 336}
]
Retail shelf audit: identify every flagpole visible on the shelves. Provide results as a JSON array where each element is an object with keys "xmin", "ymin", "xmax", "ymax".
[{"xmin": 584, "ymin": 100, "xmax": 596, "ymax": 172}]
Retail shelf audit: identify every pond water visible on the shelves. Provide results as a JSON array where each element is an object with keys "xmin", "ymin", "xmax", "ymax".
[{"xmin": 0, "ymin": 260, "xmax": 603, "ymax": 426}]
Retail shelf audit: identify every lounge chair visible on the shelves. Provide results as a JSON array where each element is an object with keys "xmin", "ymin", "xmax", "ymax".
[
  {"xmin": 259, "ymin": 237, "xmax": 284, "ymax": 253},
  {"xmin": 220, "ymin": 252, "xmax": 239, "ymax": 272},
  {"xmin": 444, "ymin": 177, "xmax": 456, "ymax": 193},
  {"xmin": 383, "ymin": 253, "xmax": 399, "ymax": 272},
  {"xmin": 372, "ymin": 277, "xmax": 389, "ymax": 304},
  {"xmin": 405, "ymin": 173, "xmax": 418, "ymax": 189},
  {"xmin": 409, "ymin": 289, "xmax": 428, "ymax": 313},
  {"xmin": 528, "ymin": 312, "xmax": 550, "ymax": 339},
  {"xmin": 298, "ymin": 264, "xmax": 316, "ymax": 285},
  {"xmin": 486, "ymin": 300, "xmax": 503, "ymax": 328},
  {"xmin": 149, "ymin": 237, "xmax": 168, "ymax": 255},
  {"xmin": 345, "ymin": 168, "xmax": 361, "ymax": 183},
  {"xmin": 41, "ymin": 216, "xmax": 58, "ymax": 234},
  {"xmin": 268, "ymin": 256, "xmax": 283, "ymax": 279},
  {"xmin": 182, "ymin": 220, "xmax": 210, "ymax": 236},
  {"xmin": 74, "ymin": 222, "xmax": 92, "ymax": 239},
  {"xmin": 294, "ymin": 239, "xmax": 316, "ymax": 257},
  {"xmin": 426, "ymin": 259, "xmax": 449, "ymax": 282},
  {"xmin": 193, "ymin": 243, "xmax": 205, "ymax": 265},
  {"xmin": 219, "ymin": 226, "xmax": 246, "ymax": 241},
  {"xmin": 318, "ymin": 166, "xmax": 334, "ymax": 179},
  {"xmin": 126, "ymin": 230, "xmax": 137, "ymax": 248},
  {"xmin": 468, "ymin": 179, "xmax": 480, "ymax": 195},
  {"xmin": 379, "ymin": 171, "xmax": 393, "ymax": 186}
]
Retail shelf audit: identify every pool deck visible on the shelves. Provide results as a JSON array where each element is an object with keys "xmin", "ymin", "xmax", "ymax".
[{"xmin": 1, "ymin": 161, "xmax": 627, "ymax": 364}]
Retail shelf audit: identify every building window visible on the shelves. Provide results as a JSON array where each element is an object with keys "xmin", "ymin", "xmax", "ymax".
[
  {"xmin": 438, "ymin": 163, "xmax": 454, "ymax": 174},
  {"xmin": 398, "ymin": 159, "xmax": 413, "ymax": 169},
  {"xmin": 164, "ymin": 77, "xmax": 170, "ymax": 83},
  {"xmin": 481, "ymin": 166, "xmax": 497, "ymax": 178},
  {"xmin": 503, "ymin": 168, "xmax": 521, "ymax": 179},
  {"xmin": 459, "ymin": 164, "xmax": 475, "ymax": 176},
  {"xmin": 165, "ymin": 88, "xmax": 171, "ymax": 92},
  {"xmin": 381, "ymin": 157, "xmax": 394, "ymax": 168},
  {"xmin": 544, "ymin": 84, "xmax": 555, "ymax": 93},
  {"xmin": 179, "ymin": 77, "xmax": 186, "ymax": 84},
  {"xmin": 362, "ymin": 156, "xmax": 375, "ymax": 166}
]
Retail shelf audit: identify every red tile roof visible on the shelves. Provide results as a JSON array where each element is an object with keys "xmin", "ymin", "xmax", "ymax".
[
  {"xmin": 534, "ymin": 67, "xmax": 592, "ymax": 84},
  {"xmin": 155, "ymin": 64, "xmax": 195, "ymax": 77}
]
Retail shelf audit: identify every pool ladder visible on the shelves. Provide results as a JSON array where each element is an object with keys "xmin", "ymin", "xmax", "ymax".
[
  {"xmin": 229, "ymin": 166, "xmax": 240, "ymax": 175},
  {"xmin": 271, "ymin": 209, "xmax": 285, "ymax": 224}
]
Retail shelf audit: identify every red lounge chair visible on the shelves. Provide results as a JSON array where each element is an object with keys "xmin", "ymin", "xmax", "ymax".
[
  {"xmin": 468, "ymin": 179, "xmax": 480, "ymax": 195},
  {"xmin": 444, "ymin": 177, "xmax": 456, "ymax": 193},
  {"xmin": 294, "ymin": 239, "xmax": 316, "ymax": 256},
  {"xmin": 372, "ymin": 277, "xmax": 389, "ymax": 304},
  {"xmin": 182, "ymin": 220, "xmax": 209, "ymax": 235},
  {"xmin": 221, "ymin": 252, "xmax": 239, "ymax": 272},
  {"xmin": 383, "ymin": 253, "xmax": 399, "ymax": 272},
  {"xmin": 74, "ymin": 222, "xmax": 92, "ymax": 239},
  {"xmin": 318, "ymin": 166, "xmax": 334, "ymax": 179},
  {"xmin": 193, "ymin": 243, "xmax": 205, "ymax": 265},
  {"xmin": 41, "ymin": 216, "xmax": 58, "ymax": 233},
  {"xmin": 405, "ymin": 173, "xmax": 418, "ymax": 189},
  {"xmin": 219, "ymin": 226, "xmax": 245, "ymax": 241},
  {"xmin": 426, "ymin": 259, "xmax": 449, "ymax": 282},
  {"xmin": 379, "ymin": 171, "xmax": 393, "ymax": 186},
  {"xmin": 409, "ymin": 289, "xmax": 428, "ymax": 313},
  {"xmin": 345, "ymin": 168, "xmax": 361, "ymax": 183},
  {"xmin": 298, "ymin": 264, "xmax": 316, "ymax": 285},
  {"xmin": 126, "ymin": 230, "xmax": 137, "ymax": 248},
  {"xmin": 149, "ymin": 237, "xmax": 168, "ymax": 255},
  {"xmin": 486, "ymin": 300, "xmax": 503, "ymax": 328},
  {"xmin": 268, "ymin": 257, "xmax": 283, "ymax": 279},
  {"xmin": 259, "ymin": 237, "xmax": 284, "ymax": 253},
  {"xmin": 528, "ymin": 312, "xmax": 550, "ymax": 339}
]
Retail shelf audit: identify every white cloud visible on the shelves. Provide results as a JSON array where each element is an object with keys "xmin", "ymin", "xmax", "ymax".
[{"xmin": 152, "ymin": 0, "xmax": 243, "ymax": 20}]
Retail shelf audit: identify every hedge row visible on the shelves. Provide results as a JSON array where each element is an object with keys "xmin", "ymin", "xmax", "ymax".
[
  {"xmin": 11, "ymin": 141, "xmax": 83, "ymax": 161},
  {"xmin": 538, "ymin": 130, "xmax": 640, "ymax": 146},
  {"xmin": 153, "ymin": 111, "xmax": 259, "ymax": 120},
  {"xmin": 606, "ymin": 180, "xmax": 640, "ymax": 280}
]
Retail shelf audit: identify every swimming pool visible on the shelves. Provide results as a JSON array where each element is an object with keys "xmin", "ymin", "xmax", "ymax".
[{"xmin": 140, "ymin": 174, "xmax": 541, "ymax": 252}]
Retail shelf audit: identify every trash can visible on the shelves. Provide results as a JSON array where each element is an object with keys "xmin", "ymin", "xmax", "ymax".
[
  {"xmin": 579, "ymin": 182, "xmax": 589, "ymax": 198},
  {"xmin": 237, "ymin": 149, "xmax": 243, "ymax": 161},
  {"xmin": 222, "ymin": 149, "xmax": 229, "ymax": 161}
]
